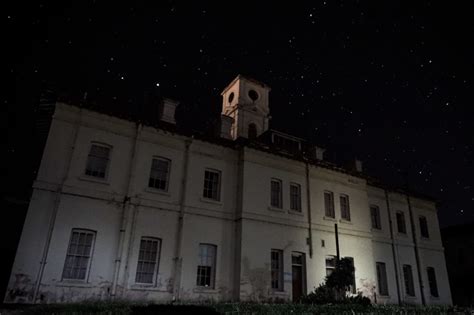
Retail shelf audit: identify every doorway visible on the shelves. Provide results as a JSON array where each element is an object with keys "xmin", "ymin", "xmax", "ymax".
[{"xmin": 292, "ymin": 252, "xmax": 306, "ymax": 302}]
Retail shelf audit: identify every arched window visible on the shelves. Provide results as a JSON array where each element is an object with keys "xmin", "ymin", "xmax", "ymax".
[{"xmin": 248, "ymin": 123, "xmax": 257, "ymax": 139}]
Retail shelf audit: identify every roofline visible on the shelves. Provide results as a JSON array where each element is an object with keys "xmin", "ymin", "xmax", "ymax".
[{"xmin": 58, "ymin": 101, "xmax": 436, "ymax": 203}]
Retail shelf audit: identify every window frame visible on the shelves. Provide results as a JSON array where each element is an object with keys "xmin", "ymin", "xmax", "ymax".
[
  {"xmin": 376, "ymin": 262, "xmax": 389, "ymax": 296},
  {"xmin": 419, "ymin": 216, "xmax": 430, "ymax": 239},
  {"xmin": 290, "ymin": 183, "xmax": 302, "ymax": 212},
  {"xmin": 325, "ymin": 255, "xmax": 337, "ymax": 277},
  {"xmin": 61, "ymin": 228, "xmax": 96, "ymax": 282},
  {"xmin": 324, "ymin": 191, "xmax": 335, "ymax": 218},
  {"xmin": 270, "ymin": 178, "xmax": 283, "ymax": 209},
  {"xmin": 84, "ymin": 142, "xmax": 112, "ymax": 180},
  {"xmin": 135, "ymin": 236, "xmax": 162, "ymax": 285},
  {"xmin": 340, "ymin": 194, "xmax": 351, "ymax": 221},
  {"xmin": 370, "ymin": 205, "xmax": 382, "ymax": 230},
  {"xmin": 148, "ymin": 156, "xmax": 171, "ymax": 192},
  {"xmin": 196, "ymin": 243, "xmax": 217, "ymax": 289},
  {"xmin": 202, "ymin": 169, "xmax": 221, "ymax": 201},
  {"xmin": 396, "ymin": 211, "xmax": 407, "ymax": 234},
  {"xmin": 271, "ymin": 249, "xmax": 284, "ymax": 291}
]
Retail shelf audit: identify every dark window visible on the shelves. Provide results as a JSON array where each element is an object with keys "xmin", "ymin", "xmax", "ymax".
[
  {"xmin": 85, "ymin": 144, "xmax": 110, "ymax": 178},
  {"xmin": 272, "ymin": 134, "xmax": 301, "ymax": 153},
  {"xmin": 196, "ymin": 244, "xmax": 217, "ymax": 288},
  {"xmin": 403, "ymin": 264, "xmax": 415, "ymax": 296},
  {"xmin": 346, "ymin": 257, "xmax": 356, "ymax": 293},
  {"xmin": 427, "ymin": 267, "xmax": 439, "ymax": 297},
  {"xmin": 325, "ymin": 255, "xmax": 336, "ymax": 276},
  {"xmin": 340, "ymin": 194, "xmax": 351, "ymax": 221},
  {"xmin": 248, "ymin": 123, "xmax": 257, "ymax": 139},
  {"xmin": 271, "ymin": 249, "xmax": 284, "ymax": 291},
  {"xmin": 419, "ymin": 216, "xmax": 429, "ymax": 238},
  {"xmin": 290, "ymin": 183, "xmax": 302, "ymax": 211},
  {"xmin": 271, "ymin": 179, "xmax": 282, "ymax": 208},
  {"xmin": 248, "ymin": 89, "xmax": 259, "ymax": 101},
  {"xmin": 324, "ymin": 191, "xmax": 335, "ymax": 218},
  {"xmin": 228, "ymin": 92, "xmax": 234, "ymax": 104},
  {"xmin": 135, "ymin": 237, "xmax": 161, "ymax": 284},
  {"xmin": 376, "ymin": 262, "xmax": 389, "ymax": 296},
  {"xmin": 148, "ymin": 157, "xmax": 170, "ymax": 191},
  {"xmin": 396, "ymin": 211, "xmax": 407, "ymax": 234},
  {"xmin": 370, "ymin": 205, "xmax": 382, "ymax": 229},
  {"xmin": 62, "ymin": 229, "xmax": 95, "ymax": 280},
  {"xmin": 203, "ymin": 169, "xmax": 221, "ymax": 201}
]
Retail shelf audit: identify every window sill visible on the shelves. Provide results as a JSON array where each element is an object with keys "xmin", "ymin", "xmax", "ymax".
[
  {"xmin": 420, "ymin": 236, "xmax": 430, "ymax": 241},
  {"xmin": 200, "ymin": 197, "xmax": 222, "ymax": 205},
  {"xmin": 405, "ymin": 295, "xmax": 417, "ymax": 299},
  {"xmin": 145, "ymin": 187, "xmax": 171, "ymax": 197},
  {"xmin": 339, "ymin": 219, "xmax": 352, "ymax": 224},
  {"xmin": 378, "ymin": 294, "xmax": 390, "ymax": 299},
  {"xmin": 268, "ymin": 206, "xmax": 285, "ymax": 213},
  {"xmin": 78, "ymin": 175, "xmax": 110, "ymax": 185},
  {"xmin": 397, "ymin": 232, "xmax": 408, "ymax": 237},
  {"xmin": 288, "ymin": 209, "xmax": 304, "ymax": 216},
  {"xmin": 56, "ymin": 281, "xmax": 93, "ymax": 288},
  {"xmin": 130, "ymin": 284, "xmax": 168, "ymax": 292},
  {"xmin": 371, "ymin": 227, "xmax": 383, "ymax": 232},
  {"xmin": 429, "ymin": 295, "xmax": 440, "ymax": 300},
  {"xmin": 323, "ymin": 216, "xmax": 337, "ymax": 222},
  {"xmin": 193, "ymin": 287, "xmax": 219, "ymax": 294},
  {"xmin": 270, "ymin": 290, "xmax": 287, "ymax": 295}
]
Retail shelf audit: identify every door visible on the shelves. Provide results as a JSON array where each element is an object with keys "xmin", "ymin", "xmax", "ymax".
[{"xmin": 292, "ymin": 252, "xmax": 306, "ymax": 302}]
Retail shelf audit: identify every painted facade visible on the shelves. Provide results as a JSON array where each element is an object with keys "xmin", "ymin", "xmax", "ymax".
[{"xmin": 5, "ymin": 76, "xmax": 451, "ymax": 304}]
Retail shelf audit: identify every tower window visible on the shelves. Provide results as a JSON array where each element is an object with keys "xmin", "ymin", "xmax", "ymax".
[
  {"xmin": 248, "ymin": 123, "xmax": 257, "ymax": 139},
  {"xmin": 248, "ymin": 89, "xmax": 259, "ymax": 101},
  {"xmin": 228, "ymin": 92, "xmax": 234, "ymax": 104}
]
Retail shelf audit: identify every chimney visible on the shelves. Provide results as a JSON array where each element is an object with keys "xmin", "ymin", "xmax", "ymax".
[
  {"xmin": 355, "ymin": 159, "xmax": 363, "ymax": 172},
  {"xmin": 313, "ymin": 146, "xmax": 326, "ymax": 160},
  {"xmin": 220, "ymin": 115, "xmax": 234, "ymax": 139},
  {"xmin": 160, "ymin": 98, "xmax": 178, "ymax": 124}
]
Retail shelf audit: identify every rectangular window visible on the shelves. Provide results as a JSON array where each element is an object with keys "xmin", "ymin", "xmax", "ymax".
[
  {"xmin": 271, "ymin": 249, "xmax": 284, "ymax": 291},
  {"xmin": 135, "ymin": 237, "xmax": 161, "ymax": 284},
  {"xmin": 196, "ymin": 244, "xmax": 217, "ymax": 288},
  {"xmin": 340, "ymin": 194, "xmax": 351, "ymax": 221},
  {"xmin": 376, "ymin": 262, "xmax": 389, "ymax": 296},
  {"xmin": 203, "ymin": 169, "xmax": 221, "ymax": 201},
  {"xmin": 403, "ymin": 264, "xmax": 415, "ymax": 296},
  {"xmin": 419, "ymin": 216, "xmax": 429, "ymax": 238},
  {"xmin": 325, "ymin": 255, "xmax": 336, "ymax": 276},
  {"xmin": 396, "ymin": 211, "xmax": 407, "ymax": 234},
  {"xmin": 148, "ymin": 157, "xmax": 171, "ymax": 191},
  {"xmin": 427, "ymin": 267, "xmax": 439, "ymax": 297},
  {"xmin": 290, "ymin": 183, "xmax": 302, "ymax": 211},
  {"xmin": 62, "ymin": 229, "xmax": 95, "ymax": 280},
  {"xmin": 370, "ymin": 205, "xmax": 382, "ymax": 229},
  {"xmin": 324, "ymin": 191, "xmax": 335, "ymax": 218},
  {"xmin": 85, "ymin": 144, "xmax": 110, "ymax": 178},
  {"xmin": 270, "ymin": 179, "xmax": 283, "ymax": 208},
  {"xmin": 346, "ymin": 257, "xmax": 356, "ymax": 293}
]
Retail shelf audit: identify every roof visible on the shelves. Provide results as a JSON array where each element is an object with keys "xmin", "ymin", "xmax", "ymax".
[{"xmin": 55, "ymin": 94, "xmax": 436, "ymax": 203}]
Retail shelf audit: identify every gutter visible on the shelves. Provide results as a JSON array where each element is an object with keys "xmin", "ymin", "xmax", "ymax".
[{"xmin": 304, "ymin": 161, "xmax": 313, "ymax": 258}]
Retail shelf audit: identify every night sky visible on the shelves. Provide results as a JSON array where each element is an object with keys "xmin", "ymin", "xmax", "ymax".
[{"xmin": 5, "ymin": 1, "xmax": 473, "ymax": 228}]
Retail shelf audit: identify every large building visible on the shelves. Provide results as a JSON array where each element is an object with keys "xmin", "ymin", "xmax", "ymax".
[{"xmin": 5, "ymin": 76, "xmax": 451, "ymax": 304}]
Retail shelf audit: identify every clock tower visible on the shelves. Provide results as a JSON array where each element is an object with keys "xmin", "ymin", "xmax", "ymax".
[{"xmin": 220, "ymin": 75, "xmax": 271, "ymax": 140}]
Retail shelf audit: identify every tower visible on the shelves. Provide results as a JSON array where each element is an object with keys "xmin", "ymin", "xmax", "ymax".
[{"xmin": 220, "ymin": 75, "xmax": 271, "ymax": 140}]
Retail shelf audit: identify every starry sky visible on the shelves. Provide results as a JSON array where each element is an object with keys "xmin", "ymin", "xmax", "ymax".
[{"xmin": 4, "ymin": 1, "xmax": 473, "ymax": 227}]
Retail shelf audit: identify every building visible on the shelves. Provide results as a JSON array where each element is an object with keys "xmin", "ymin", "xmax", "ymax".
[
  {"xmin": 442, "ymin": 223, "xmax": 474, "ymax": 306},
  {"xmin": 5, "ymin": 75, "xmax": 451, "ymax": 304}
]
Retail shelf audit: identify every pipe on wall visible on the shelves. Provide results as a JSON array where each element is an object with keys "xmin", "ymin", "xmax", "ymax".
[
  {"xmin": 384, "ymin": 189, "xmax": 402, "ymax": 305},
  {"xmin": 110, "ymin": 123, "xmax": 142, "ymax": 298},
  {"xmin": 304, "ymin": 161, "xmax": 313, "ymax": 258},
  {"xmin": 171, "ymin": 138, "xmax": 192, "ymax": 301}
]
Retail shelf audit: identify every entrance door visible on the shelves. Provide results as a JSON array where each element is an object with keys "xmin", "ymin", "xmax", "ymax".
[{"xmin": 292, "ymin": 252, "xmax": 306, "ymax": 302}]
